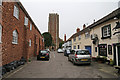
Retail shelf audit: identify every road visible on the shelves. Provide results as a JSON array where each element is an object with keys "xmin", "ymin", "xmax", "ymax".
[{"xmin": 5, "ymin": 51, "xmax": 118, "ymax": 78}]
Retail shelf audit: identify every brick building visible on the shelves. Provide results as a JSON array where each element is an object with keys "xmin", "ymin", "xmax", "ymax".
[
  {"xmin": 48, "ymin": 13, "xmax": 59, "ymax": 49},
  {"xmin": 0, "ymin": 1, "xmax": 44, "ymax": 66}
]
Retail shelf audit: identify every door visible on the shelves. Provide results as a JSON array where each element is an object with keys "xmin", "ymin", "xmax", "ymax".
[
  {"xmin": 118, "ymin": 46, "xmax": 120, "ymax": 66},
  {"xmin": 85, "ymin": 46, "xmax": 91, "ymax": 55},
  {"xmin": 113, "ymin": 45, "xmax": 116, "ymax": 65}
]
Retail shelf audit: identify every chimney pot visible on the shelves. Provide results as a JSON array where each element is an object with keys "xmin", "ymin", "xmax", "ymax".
[
  {"xmin": 64, "ymin": 34, "xmax": 66, "ymax": 42},
  {"xmin": 83, "ymin": 24, "xmax": 86, "ymax": 29},
  {"xmin": 76, "ymin": 28, "xmax": 80, "ymax": 33}
]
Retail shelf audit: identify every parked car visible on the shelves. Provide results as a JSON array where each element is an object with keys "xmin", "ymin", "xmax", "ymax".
[
  {"xmin": 64, "ymin": 49, "xmax": 71, "ymax": 56},
  {"xmin": 57, "ymin": 48, "xmax": 64, "ymax": 53},
  {"xmin": 37, "ymin": 50, "xmax": 50, "ymax": 60},
  {"xmin": 68, "ymin": 49, "xmax": 91, "ymax": 65}
]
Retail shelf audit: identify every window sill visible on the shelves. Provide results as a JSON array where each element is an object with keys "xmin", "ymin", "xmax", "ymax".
[
  {"xmin": 12, "ymin": 42, "xmax": 18, "ymax": 45},
  {"xmin": 101, "ymin": 36, "xmax": 111, "ymax": 39},
  {"xmin": 13, "ymin": 15, "xmax": 19, "ymax": 20}
]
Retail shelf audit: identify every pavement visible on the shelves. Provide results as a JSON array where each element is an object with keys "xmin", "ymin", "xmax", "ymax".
[{"xmin": 2, "ymin": 51, "xmax": 119, "ymax": 78}]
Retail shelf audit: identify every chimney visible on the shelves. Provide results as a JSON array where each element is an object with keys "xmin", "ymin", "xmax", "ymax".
[
  {"xmin": 64, "ymin": 34, "xmax": 66, "ymax": 42},
  {"xmin": 83, "ymin": 24, "xmax": 86, "ymax": 29},
  {"xmin": 76, "ymin": 28, "xmax": 80, "ymax": 33}
]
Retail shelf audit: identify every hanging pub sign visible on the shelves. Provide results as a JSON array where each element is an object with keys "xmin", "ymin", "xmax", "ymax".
[{"xmin": 113, "ymin": 21, "xmax": 120, "ymax": 35}]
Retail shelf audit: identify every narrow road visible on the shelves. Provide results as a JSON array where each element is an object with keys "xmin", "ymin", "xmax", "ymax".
[{"xmin": 6, "ymin": 51, "xmax": 118, "ymax": 78}]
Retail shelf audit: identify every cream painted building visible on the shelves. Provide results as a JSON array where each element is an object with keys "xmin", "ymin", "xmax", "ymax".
[{"xmin": 70, "ymin": 8, "xmax": 120, "ymax": 66}]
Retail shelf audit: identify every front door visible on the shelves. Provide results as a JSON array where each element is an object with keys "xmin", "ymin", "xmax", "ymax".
[
  {"xmin": 113, "ymin": 45, "xmax": 116, "ymax": 65},
  {"xmin": 85, "ymin": 46, "xmax": 91, "ymax": 55},
  {"xmin": 118, "ymin": 46, "xmax": 120, "ymax": 66}
]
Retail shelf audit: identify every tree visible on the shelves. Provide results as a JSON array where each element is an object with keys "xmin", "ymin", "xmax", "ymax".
[
  {"xmin": 59, "ymin": 41, "xmax": 64, "ymax": 48},
  {"xmin": 42, "ymin": 32, "xmax": 52, "ymax": 47}
]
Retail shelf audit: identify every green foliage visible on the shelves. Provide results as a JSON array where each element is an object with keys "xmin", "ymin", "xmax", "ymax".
[
  {"xmin": 42, "ymin": 32, "xmax": 52, "ymax": 47},
  {"xmin": 110, "ymin": 59, "xmax": 114, "ymax": 66},
  {"xmin": 59, "ymin": 41, "xmax": 64, "ymax": 48}
]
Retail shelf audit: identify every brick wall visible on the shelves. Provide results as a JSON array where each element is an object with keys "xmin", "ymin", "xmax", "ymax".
[{"xmin": 1, "ymin": 2, "xmax": 44, "ymax": 66}]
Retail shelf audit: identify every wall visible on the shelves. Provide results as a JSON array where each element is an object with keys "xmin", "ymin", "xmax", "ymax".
[{"xmin": 1, "ymin": 2, "xmax": 44, "ymax": 66}]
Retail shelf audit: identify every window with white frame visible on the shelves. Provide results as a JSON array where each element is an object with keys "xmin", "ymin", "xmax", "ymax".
[
  {"xmin": 103, "ymin": 26, "xmax": 111, "ymax": 37},
  {"xmin": 101, "ymin": 24, "xmax": 111, "ymax": 39},
  {"xmin": 73, "ymin": 37, "xmax": 76, "ymax": 42},
  {"xmin": 85, "ymin": 32, "xmax": 90, "ymax": 38},
  {"xmin": 0, "ymin": 0, "xmax": 2, "ymax": 6},
  {"xmin": 74, "ymin": 46, "xmax": 76, "ymax": 49},
  {"xmin": 78, "ymin": 35, "xmax": 81, "ymax": 40},
  {"xmin": 29, "ymin": 39, "xmax": 31, "ymax": 47},
  {"xmin": 0, "ymin": 24, "xmax": 2, "ymax": 43},
  {"xmin": 13, "ymin": 5, "xmax": 19, "ymax": 19},
  {"xmin": 24, "ymin": 16, "xmax": 28, "ymax": 26},
  {"xmin": 30, "ymin": 23, "xmax": 32, "ymax": 30},
  {"xmin": 12, "ymin": 30, "xmax": 18, "ymax": 44}
]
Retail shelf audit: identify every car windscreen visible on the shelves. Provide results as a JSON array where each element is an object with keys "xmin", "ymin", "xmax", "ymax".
[
  {"xmin": 41, "ymin": 50, "xmax": 48, "ymax": 54},
  {"xmin": 67, "ymin": 50, "xmax": 70, "ymax": 53},
  {"xmin": 76, "ymin": 50, "xmax": 90, "ymax": 55}
]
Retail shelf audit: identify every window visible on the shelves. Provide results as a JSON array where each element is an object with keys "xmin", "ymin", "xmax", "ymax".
[
  {"xmin": 24, "ymin": 16, "xmax": 28, "ymax": 26},
  {"xmin": 85, "ymin": 32, "xmax": 90, "ymax": 38},
  {"xmin": 73, "ymin": 37, "xmax": 76, "ymax": 42},
  {"xmin": 30, "ymin": 23, "xmax": 32, "ymax": 30},
  {"xmin": 13, "ymin": 5, "xmax": 19, "ymax": 19},
  {"xmin": 95, "ymin": 47, "xmax": 97, "ymax": 52},
  {"xmin": 0, "ymin": 0, "xmax": 2, "ymax": 6},
  {"xmin": 108, "ymin": 45, "xmax": 112, "ymax": 55},
  {"xmin": 78, "ymin": 35, "xmax": 81, "ymax": 40},
  {"xmin": 12, "ymin": 30, "xmax": 18, "ymax": 44},
  {"xmin": 102, "ymin": 24, "xmax": 111, "ymax": 39},
  {"xmin": 0, "ymin": 26, "xmax": 1, "ymax": 42},
  {"xmin": 74, "ymin": 46, "xmax": 76, "ymax": 49},
  {"xmin": 29, "ymin": 39, "xmax": 31, "ymax": 47}
]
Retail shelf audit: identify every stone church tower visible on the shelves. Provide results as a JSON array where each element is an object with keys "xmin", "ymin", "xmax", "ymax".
[{"xmin": 48, "ymin": 13, "xmax": 59, "ymax": 49}]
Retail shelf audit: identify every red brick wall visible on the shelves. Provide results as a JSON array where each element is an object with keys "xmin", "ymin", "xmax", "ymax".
[{"xmin": 2, "ymin": 2, "xmax": 44, "ymax": 65}]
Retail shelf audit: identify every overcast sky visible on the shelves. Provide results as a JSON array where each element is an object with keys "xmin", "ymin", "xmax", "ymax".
[{"xmin": 20, "ymin": 0, "xmax": 120, "ymax": 40}]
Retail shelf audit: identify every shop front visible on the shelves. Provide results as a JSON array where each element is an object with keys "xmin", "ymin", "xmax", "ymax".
[{"xmin": 113, "ymin": 43, "xmax": 120, "ymax": 66}]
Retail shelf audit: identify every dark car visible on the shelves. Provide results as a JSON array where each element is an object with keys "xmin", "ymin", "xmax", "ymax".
[
  {"xmin": 64, "ymin": 49, "xmax": 71, "ymax": 56},
  {"xmin": 37, "ymin": 50, "xmax": 50, "ymax": 60}
]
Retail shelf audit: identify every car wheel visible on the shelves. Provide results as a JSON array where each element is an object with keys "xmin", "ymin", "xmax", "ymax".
[
  {"xmin": 88, "ymin": 63, "xmax": 91, "ymax": 65},
  {"xmin": 72, "ymin": 59, "xmax": 76, "ymax": 65}
]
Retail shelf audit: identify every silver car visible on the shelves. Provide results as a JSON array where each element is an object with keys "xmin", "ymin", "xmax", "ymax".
[{"xmin": 68, "ymin": 49, "xmax": 91, "ymax": 65}]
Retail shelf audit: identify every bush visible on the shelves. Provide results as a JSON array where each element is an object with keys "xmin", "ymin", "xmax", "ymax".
[{"xmin": 110, "ymin": 59, "xmax": 114, "ymax": 66}]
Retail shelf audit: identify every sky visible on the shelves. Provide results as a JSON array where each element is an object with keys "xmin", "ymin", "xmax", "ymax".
[{"xmin": 20, "ymin": 0, "xmax": 120, "ymax": 40}]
